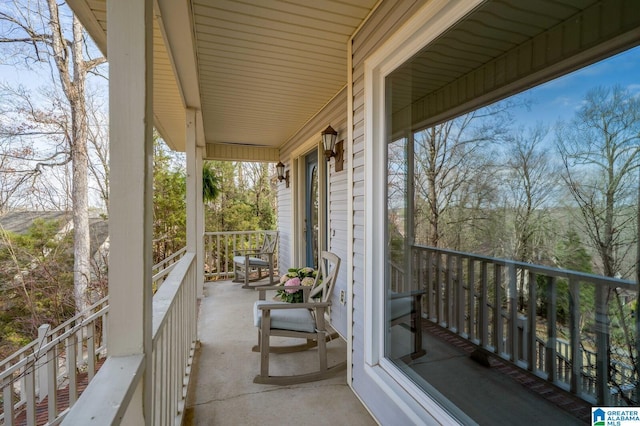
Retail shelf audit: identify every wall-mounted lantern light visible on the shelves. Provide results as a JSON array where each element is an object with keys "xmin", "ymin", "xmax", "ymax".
[
  {"xmin": 276, "ymin": 161, "xmax": 290, "ymax": 188},
  {"xmin": 322, "ymin": 125, "xmax": 338, "ymax": 161},
  {"xmin": 321, "ymin": 125, "xmax": 344, "ymax": 172}
]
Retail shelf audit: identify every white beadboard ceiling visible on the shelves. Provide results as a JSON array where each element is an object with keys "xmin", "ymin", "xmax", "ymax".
[
  {"xmin": 68, "ymin": 0, "xmax": 380, "ymax": 155},
  {"xmin": 68, "ymin": 0, "xmax": 637, "ymax": 159},
  {"xmin": 192, "ymin": 0, "xmax": 373, "ymax": 148}
]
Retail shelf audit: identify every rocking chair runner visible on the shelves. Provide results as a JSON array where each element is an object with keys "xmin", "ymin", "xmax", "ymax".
[
  {"xmin": 252, "ymin": 251, "xmax": 345, "ymax": 385},
  {"xmin": 389, "ymin": 289, "xmax": 426, "ymax": 361},
  {"xmin": 233, "ymin": 231, "xmax": 278, "ymax": 288}
]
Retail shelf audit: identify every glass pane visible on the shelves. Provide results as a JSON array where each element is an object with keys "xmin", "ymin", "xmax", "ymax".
[
  {"xmin": 306, "ymin": 151, "xmax": 319, "ymax": 269},
  {"xmin": 384, "ymin": 41, "xmax": 640, "ymax": 423}
]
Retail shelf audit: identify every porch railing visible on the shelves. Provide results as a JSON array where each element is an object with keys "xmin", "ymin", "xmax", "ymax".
[
  {"xmin": 0, "ymin": 296, "xmax": 109, "ymax": 425},
  {"xmin": 204, "ymin": 230, "xmax": 278, "ymax": 280},
  {"xmin": 62, "ymin": 251, "xmax": 197, "ymax": 425},
  {"xmin": 395, "ymin": 245, "xmax": 638, "ymax": 406},
  {"xmin": 0, "ymin": 249, "xmax": 192, "ymax": 425},
  {"xmin": 150, "ymin": 251, "xmax": 197, "ymax": 425},
  {"xmin": 153, "ymin": 247, "xmax": 187, "ymax": 291}
]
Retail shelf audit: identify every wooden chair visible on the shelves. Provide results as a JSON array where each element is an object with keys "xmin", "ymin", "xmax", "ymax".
[
  {"xmin": 233, "ymin": 231, "xmax": 278, "ymax": 288},
  {"xmin": 389, "ymin": 290, "xmax": 426, "ymax": 361},
  {"xmin": 252, "ymin": 251, "xmax": 345, "ymax": 385}
]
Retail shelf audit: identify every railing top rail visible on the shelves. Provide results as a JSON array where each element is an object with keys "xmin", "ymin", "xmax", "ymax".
[
  {"xmin": 47, "ymin": 295, "xmax": 110, "ymax": 335},
  {"xmin": 152, "ymin": 261, "xmax": 179, "ymax": 282},
  {"xmin": 413, "ymin": 244, "xmax": 637, "ymax": 290},
  {"xmin": 152, "ymin": 252, "xmax": 196, "ymax": 340},
  {"xmin": 0, "ymin": 295, "xmax": 109, "ymax": 371},
  {"xmin": 203, "ymin": 230, "xmax": 277, "ymax": 236},
  {"xmin": 0, "ymin": 340, "xmax": 39, "ymax": 371},
  {"xmin": 153, "ymin": 246, "xmax": 187, "ymax": 270},
  {"xmin": 0, "ymin": 304, "xmax": 110, "ymax": 383}
]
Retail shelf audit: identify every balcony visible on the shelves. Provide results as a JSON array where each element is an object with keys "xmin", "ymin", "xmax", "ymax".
[
  {"xmin": 0, "ymin": 231, "xmax": 373, "ymax": 425},
  {"xmin": 1, "ymin": 231, "xmax": 635, "ymax": 425},
  {"xmin": 183, "ymin": 279, "xmax": 373, "ymax": 424},
  {"xmin": 386, "ymin": 245, "xmax": 637, "ymax": 423}
]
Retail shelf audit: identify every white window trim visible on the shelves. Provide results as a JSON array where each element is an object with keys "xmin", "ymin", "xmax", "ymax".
[
  {"xmin": 363, "ymin": 0, "xmax": 483, "ymax": 423},
  {"xmin": 289, "ymin": 136, "xmax": 325, "ymax": 267}
]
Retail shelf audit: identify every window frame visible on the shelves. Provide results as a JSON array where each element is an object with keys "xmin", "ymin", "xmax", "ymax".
[
  {"xmin": 363, "ymin": 1, "xmax": 483, "ymax": 422},
  {"xmin": 363, "ymin": 0, "xmax": 640, "ymax": 420}
]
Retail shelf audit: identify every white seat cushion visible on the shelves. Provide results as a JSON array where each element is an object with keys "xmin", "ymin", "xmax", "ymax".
[
  {"xmin": 234, "ymin": 255, "xmax": 270, "ymax": 267},
  {"xmin": 389, "ymin": 294, "xmax": 413, "ymax": 320},
  {"xmin": 254, "ymin": 301, "xmax": 316, "ymax": 333}
]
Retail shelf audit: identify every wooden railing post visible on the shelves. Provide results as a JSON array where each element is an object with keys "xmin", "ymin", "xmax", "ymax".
[
  {"xmin": 494, "ymin": 264, "xmax": 503, "ymax": 355},
  {"xmin": 467, "ymin": 259, "xmax": 476, "ymax": 341},
  {"xmin": 545, "ymin": 276, "xmax": 558, "ymax": 382},
  {"xmin": 3, "ymin": 375, "xmax": 15, "ymax": 425},
  {"xmin": 595, "ymin": 285, "xmax": 610, "ymax": 405},
  {"xmin": 480, "ymin": 261, "xmax": 489, "ymax": 347},
  {"xmin": 36, "ymin": 324, "xmax": 50, "ymax": 402},
  {"xmin": 508, "ymin": 263, "xmax": 518, "ymax": 361},
  {"xmin": 445, "ymin": 254, "xmax": 453, "ymax": 328},
  {"xmin": 455, "ymin": 256, "xmax": 464, "ymax": 335},
  {"xmin": 24, "ymin": 358, "xmax": 36, "ymax": 425},
  {"xmin": 527, "ymin": 271, "xmax": 537, "ymax": 372}
]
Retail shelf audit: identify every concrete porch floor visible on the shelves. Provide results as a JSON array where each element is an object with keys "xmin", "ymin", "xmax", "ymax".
[{"xmin": 184, "ymin": 279, "xmax": 376, "ymax": 426}]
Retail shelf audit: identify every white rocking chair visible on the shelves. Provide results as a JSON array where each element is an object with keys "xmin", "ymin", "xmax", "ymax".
[
  {"xmin": 233, "ymin": 231, "xmax": 278, "ymax": 288},
  {"xmin": 252, "ymin": 251, "xmax": 345, "ymax": 385}
]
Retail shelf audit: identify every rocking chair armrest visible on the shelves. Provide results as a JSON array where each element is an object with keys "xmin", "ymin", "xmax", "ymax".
[
  {"xmin": 389, "ymin": 289, "xmax": 426, "ymax": 299},
  {"xmin": 256, "ymin": 285, "xmax": 312, "ymax": 301},
  {"xmin": 255, "ymin": 285, "xmax": 285, "ymax": 292},
  {"xmin": 235, "ymin": 250, "xmax": 274, "ymax": 258},
  {"xmin": 233, "ymin": 248, "xmax": 261, "ymax": 255},
  {"xmin": 256, "ymin": 301, "xmax": 331, "ymax": 310}
]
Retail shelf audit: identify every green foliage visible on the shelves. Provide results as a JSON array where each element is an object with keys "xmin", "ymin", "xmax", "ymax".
[
  {"xmin": 152, "ymin": 141, "xmax": 276, "ymax": 264},
  {"xmin": 204, "ymin": 161, "xmax": 276, "ymax": 232},
  {"xmin": 535, "ymin": 229, "xmax": 595, "ymax": 325},
  {"xmin": 555, "ymin": 229, "xmax": 593, "ymax": 274},
  {"xmin": 0, "ymin": 219, "xmax": 75, "ymax": 359},
  {"xmin": 202, "ymin": 161, "xmax": 220, "ymax": 202},
  {"xmin": 153, "ymin": 139, "xmax": 187, "ymax": 263}
]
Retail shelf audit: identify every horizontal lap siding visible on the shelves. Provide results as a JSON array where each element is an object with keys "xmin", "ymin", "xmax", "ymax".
[
  {"xmin": 350, "ymin": 0, "xmax": 428, "ymax": 423},
  {"xmin": 277, "ymin": 185, "xmax": 291, "ymax": 272},
  {"xmin": 277, "ymin": 89, "xmax": 350, "ymax": 337}
]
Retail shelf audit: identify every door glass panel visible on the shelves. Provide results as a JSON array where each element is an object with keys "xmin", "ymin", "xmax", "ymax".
[{"xmin": 305, "ymin": 151, "xmax": 318, "ymax": 269}]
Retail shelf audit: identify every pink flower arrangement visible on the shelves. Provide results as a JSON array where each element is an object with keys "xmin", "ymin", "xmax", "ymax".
[
  {"xmin": 284, "ymin": 277, "xmax": 301, "ymax": 293},
  {"xmin": 277, "ymin": 266, "xmax": 318, "ymax": 302}
]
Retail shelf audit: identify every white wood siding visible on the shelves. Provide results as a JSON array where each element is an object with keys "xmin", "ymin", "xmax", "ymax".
[
  {"xmin": 350, "ymin": 0, "xmax": 429, "ymax": 423},
  {"xmin": 277, "ymin": 182, "xmax": 292, "ymax": 273},
  {"xmin": 277, "ymin": 89, "xmax": 349, "ymax": 337}
]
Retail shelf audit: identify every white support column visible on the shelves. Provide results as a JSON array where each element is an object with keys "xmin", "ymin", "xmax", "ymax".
[
  {"xmin": 107, "ymin": 0, "xmax": 153, "ymax": 423},
  {"xmin": 186, "ymin": 108, "xmax": 196, "ymax": 256},
  {"xmin": 186, "ymin": 108, "xmax": 204, "ymax": 296},
  {"xmin": 196, "ymin": 144, "xmax": 205, "ymax": 296}
]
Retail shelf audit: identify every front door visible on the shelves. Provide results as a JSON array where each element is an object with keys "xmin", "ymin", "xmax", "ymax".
[{"xmin": 305, "ymin": 151, "xmax": 319, "ymax": 269}]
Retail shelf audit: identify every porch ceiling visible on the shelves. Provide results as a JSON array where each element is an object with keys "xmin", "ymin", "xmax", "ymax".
[
  {"xmin": 67, "ymin": 0, "xmax": 379, "ymax": 159},
  {"xmin": 67, "ymin": 0, "xmax": 629, "ymax": 161}
]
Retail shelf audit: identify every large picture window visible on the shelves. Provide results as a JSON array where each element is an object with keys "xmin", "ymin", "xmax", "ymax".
[{"xmin": 384, "ymin": 26, "xmax": 640, "ymax": 426}]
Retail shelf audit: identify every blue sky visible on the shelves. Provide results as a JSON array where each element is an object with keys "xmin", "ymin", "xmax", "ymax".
[{"xmin": 511, "ymin": 44, "xmax": 640, "ymax": 127}]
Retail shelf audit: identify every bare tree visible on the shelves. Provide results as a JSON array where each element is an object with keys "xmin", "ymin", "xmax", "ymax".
[
  {"xmin": 504, "ymin": 123, "xmax": 560, "ymax": 262},
  {"xmin": 0, "ymin": 0, "xmax": 106, "ymax": 312},
  {"xmin": 557, "ymin": 85, "xmax": 640, "ymax": 403},
  {"xmin": 413, "ymin": 102, "xmax": 511, "ymax": 248},
  {"xmin": 556, "ymin": 85, "xmax": 640, "ymax": 279},
  {"xmin": 503, "ymin": 123, "xmax": 561, "ymax": 309},
  {"xmin": 86, "ymin": 90, "xmax": 109, "ymax": 210}
]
